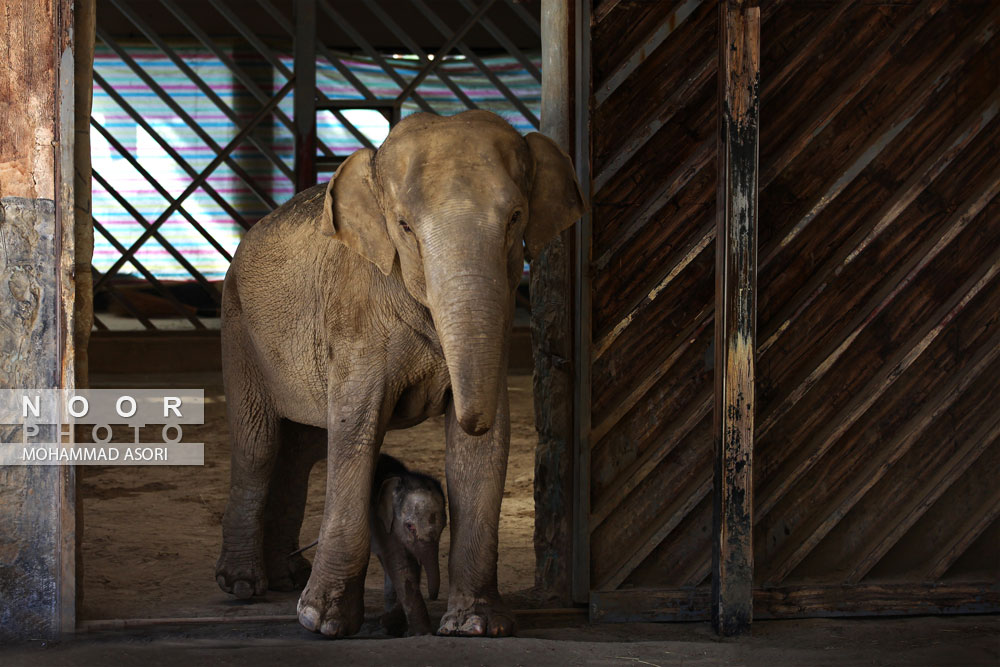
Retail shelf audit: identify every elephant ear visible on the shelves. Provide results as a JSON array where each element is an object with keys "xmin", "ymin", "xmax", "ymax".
[
  {"xmin": 377, "ymin": 477, "xmax": 400, "ymax": 534},
  {"xmin": 523, "ymin": 132, "xmax": 587, "ymax": 262},
  {"xmin": 321, "ymin": 148, "xmax": 396, "ymax": 275}
]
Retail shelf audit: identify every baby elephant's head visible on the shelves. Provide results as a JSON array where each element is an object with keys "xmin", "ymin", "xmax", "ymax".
[{"xmin": 378, "ymin": 473, "xmax": 447, "ymax": 600}]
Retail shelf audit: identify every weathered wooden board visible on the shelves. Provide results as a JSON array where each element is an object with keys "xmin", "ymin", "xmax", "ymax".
[
  {"xmin": 0, "ymin": 0, "xmax": 77, "ymax": 640},
  {"xmin": 586, "ymin": 0, "xmax": 1000, "ymax": 623}
]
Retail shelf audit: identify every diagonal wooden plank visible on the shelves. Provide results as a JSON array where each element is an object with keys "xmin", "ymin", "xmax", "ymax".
[
  {"xmin": 761, "ymin": 2, "xmax": 1000, "ymax": 266},
  {"xmin": 845, "ymin": 412, "xmax": 1000, "ymax": 584},
  {"xmin": 592, "ymin": 301, "xmax": 713, "ymax": 444},
  {"xmin": 763, "ymin": 0, "xmax": 853, "ymax": 99},
  {"xmin": 762, "ymin": 324, "xmax": 1000, "ymax": 585},
  {"xmin": 595, "ymin": 0, "xmax": 703, "ymax": 107},
  {"xmin": 590, "ymin": 128, "xmax": 999, "ymax": 544},
  {"xmin": 594, "ymin": 56, "xmax": 714, "ymax": 194},
  {"xmin": 665, "ymin": 194, "xmax": 1000, "ymax": 585},
  {"xmin": 761, "ymin": 0, "xmax": 947, "ymax": 187},
  {"xmin": 593, "ymin": 0, "xmax": 624, "ymax": 25},
  {"xmin": 593, "ymin": 0, "xmax": 794, "ymax": 192},
  {"xmin": 591, "ymin": 384, "xmax": 712, "ymax": 528},
  {"xmin": 758, "ymin": 123, "xmax": 1000, "ymax": 439},
  {"xmin": 759, "ymin": 238, "xmax": 1000, "ymax": 520},
  {"xmin": 594, "ymin": 221, "xmax": 714, "ymax": 358},
  {"xmin": 592, "ymin": 69, "xmax": 998, "ymax": 442},
  {"xmin": 594, "ymin": 136, "xmax": 714, "ymax": 274},
  {"xmin": 597, "ymin": 469, "xmax": 713, "ymax": 591},
  {"xmin": 925, "ymin": 486, "xmax": 1000, "ymax": 580}
]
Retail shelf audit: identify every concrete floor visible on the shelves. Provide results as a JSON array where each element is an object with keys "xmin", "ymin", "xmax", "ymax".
[{"xmin": 2, "ymin": 615, "xmax": 997, "ymax": 666}]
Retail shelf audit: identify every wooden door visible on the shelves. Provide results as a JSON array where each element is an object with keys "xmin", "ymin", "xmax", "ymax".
[{"xmin": 583, "ymin": 0, "xmax": 1000, "ymax": 621}]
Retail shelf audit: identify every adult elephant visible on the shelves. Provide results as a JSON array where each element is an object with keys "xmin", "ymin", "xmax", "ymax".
[{"xmin": 215, "ymin": 110, "xmax": 584, "ymax": 638}]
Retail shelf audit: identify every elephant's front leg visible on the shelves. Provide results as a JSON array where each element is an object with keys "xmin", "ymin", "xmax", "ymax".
[
  {"xmin": 297, "ymin": 379, "xmax": 386, "ymax": 638},
  {"xmin": 439, "ymin": 382, "xmax": 515, "ymax": 637}
]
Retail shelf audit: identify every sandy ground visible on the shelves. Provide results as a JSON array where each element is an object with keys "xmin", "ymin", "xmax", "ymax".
[
  {"xmin": 80, "ymin": 371, "xmax": 538, "ymax": 622},
  {"xmin": 3, "ymin": 616, "xmax": 997, "ymax": 666}
]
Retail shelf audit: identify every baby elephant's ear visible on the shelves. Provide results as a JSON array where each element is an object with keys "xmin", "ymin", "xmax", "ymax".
[
  {"xmin": 523, "ymin": 132, "xmax": 587, "ymax": 262},
  {"xmin": 321, "ymin": 148, "xmax": 396, "ymax": 275},
  {"xmin": 377, "ymin": 477, "xmax": 401, "ymax": 534}
]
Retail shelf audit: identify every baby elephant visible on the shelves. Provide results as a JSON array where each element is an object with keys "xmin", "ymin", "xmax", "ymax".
[{"xmin": 372, "ymin": 454, "xmax": 447, "ymax": 636}]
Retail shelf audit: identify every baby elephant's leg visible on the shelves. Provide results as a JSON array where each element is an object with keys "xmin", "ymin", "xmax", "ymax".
[
  {"xmin": 383, "ymin": 549, "xmax": 432, "ymax": 636},
  {"xmin": 379, "ymin": 565, "xmax": 406, "ymax": 636}
]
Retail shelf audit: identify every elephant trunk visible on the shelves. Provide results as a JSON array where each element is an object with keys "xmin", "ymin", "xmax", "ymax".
[
  {"xmin": 415, "ymin": 540, "xmax": 441, "ymax": 600},
  {"xmin": 424, "ymin": 221, "xmax": 508, "ymax": 437}
]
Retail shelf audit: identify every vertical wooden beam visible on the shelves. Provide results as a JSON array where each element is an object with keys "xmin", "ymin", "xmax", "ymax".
[
  {"xmin": 293, "ymin": 0, "xmax": 316, "ymax": 192},
  {"xmin": 531, "ymin": 0, "xmax": 576, "ymax": 603},
  {"xmin": 0, "ymin": 0, "xmax": 76, "ymax": 639},
  {"xmin": 712, "ymin": 0, "xmax": 759, "ymax": 638},
  {"xmin": 74, "ymin": 0, "xmax": 95, "ymax": 390},
  {"xmin": 572, "ymin": 0, "xmax": 593, "ymax": 607}
]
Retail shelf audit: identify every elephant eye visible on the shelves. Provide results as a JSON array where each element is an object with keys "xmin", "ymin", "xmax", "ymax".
[
  {"xmin": 509, "ymin": 210, "xmax": 522, "ymax": 228},
  {"xmin": 399, "ymin": 219, "xmax": 412, "ymax": 234}
]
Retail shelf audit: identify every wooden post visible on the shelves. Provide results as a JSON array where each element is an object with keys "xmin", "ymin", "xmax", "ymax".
[
  {"xmin": 531, "ymin": 0, "xmax": 576, "ymax": 603},
  {"xmin": 712, "ymin": 0, "xmax": 759, "ymax": 637},
  {"xmin": 293, "ymin": 0, "xmax": 316, "ymax": 192},
  {"xmin": 572, "ymin": 0, "xmax": 592, "ymax": 607},
  {"xmin": 0, "ymin": 0, "xmax": 77, "ymax": 639}
]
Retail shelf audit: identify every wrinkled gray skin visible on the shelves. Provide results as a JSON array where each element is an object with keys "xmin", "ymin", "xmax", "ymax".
[
  {"xmin": 371, "ymin": 454, "xmax": 447, "ymax": 636},
  {"xmin": 215, "ymin": 110, "xmax": 585, "ymax": 638}
]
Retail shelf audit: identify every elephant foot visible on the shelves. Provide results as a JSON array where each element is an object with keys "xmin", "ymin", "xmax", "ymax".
[
  {"xmin": 379, "ymin": 604, "xmax": 407, "ymax": 637},
  {"xmin": 266, "ymin": 551, "xmax": 312, "ymax": 592},
  {"xmin": 216, "ymin": 546, "xmax": 267, "ymax": 599},
  {"xmin": 296, "ymin": 574, "xmax": 365, "ymax": 638},
  {"xmin": 437, "ymin": 594, "xmax": 516, "ymax": 637}
]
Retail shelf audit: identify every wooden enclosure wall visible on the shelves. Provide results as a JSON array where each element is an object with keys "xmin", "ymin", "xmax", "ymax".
[{"xmin": 587, "ymin": 0, "xmax": 1000, "ymax": 620}]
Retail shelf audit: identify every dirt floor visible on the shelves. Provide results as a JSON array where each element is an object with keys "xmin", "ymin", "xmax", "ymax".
[
  {"xmin": 2, "ymin": 615, "xmax": 997, "ymax": 666},
  {"xmin": 80, "ymin": 371, "xmax": 538, "ymax": 622}
]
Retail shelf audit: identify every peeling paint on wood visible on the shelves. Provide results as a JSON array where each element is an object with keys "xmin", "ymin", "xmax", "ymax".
[{"xmin": 713, "ymin": 0, "xmax": 758, "ymax": 638}]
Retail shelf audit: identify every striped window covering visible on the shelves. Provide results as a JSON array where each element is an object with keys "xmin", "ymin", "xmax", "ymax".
[{"xmin": 91, "ymin": 43, "xmax": 541, "ymax": 283}]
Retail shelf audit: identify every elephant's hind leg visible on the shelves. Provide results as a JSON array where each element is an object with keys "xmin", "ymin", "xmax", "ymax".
[
  {"xmin": 262, "ymin": 421, "xmax": 325, "ymax": 591},
  {"xmin": 216, "ymin": 323, "xmax": 280, "ymax": 599}
]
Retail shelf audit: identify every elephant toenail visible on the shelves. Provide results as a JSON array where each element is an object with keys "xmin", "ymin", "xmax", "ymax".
[
  {"xmin": 320, "ymin": 619, "xmax": 341, "ymax": 636},
  {"xmin": 298, "ymin": 606, "xmax": 320, "ymax": 632},
  {"xmin": 232, "ymin": 580, "xmax": 254, "ymax": 599}
]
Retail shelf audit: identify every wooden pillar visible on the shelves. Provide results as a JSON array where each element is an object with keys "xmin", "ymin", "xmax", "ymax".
[
  {"xmin": 531, "ymin": 0, "xmax": 576, "ymax": 603},
  {"xmin": 293, "ymin": 0, "xmax": 317, "ymax": 192},
  {"xmin": 0, "ymin": 0, "xmax": 77, "ymax": 639},
  {"xmin": 74, "ymin": 0, "xmax": 95, "ymax": 389},
  {"xmin": 571, "ymin": 0, "xmax": 592, "ymax": 606},
  {"xmin": 712, "ymin": 0, "xmax": 759, "ymax": 637}
]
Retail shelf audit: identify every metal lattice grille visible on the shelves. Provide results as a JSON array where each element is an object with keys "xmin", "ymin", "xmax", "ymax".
[{"xmin": 91, "ymin": 0, "xmax": 540, "ymax": 331}]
